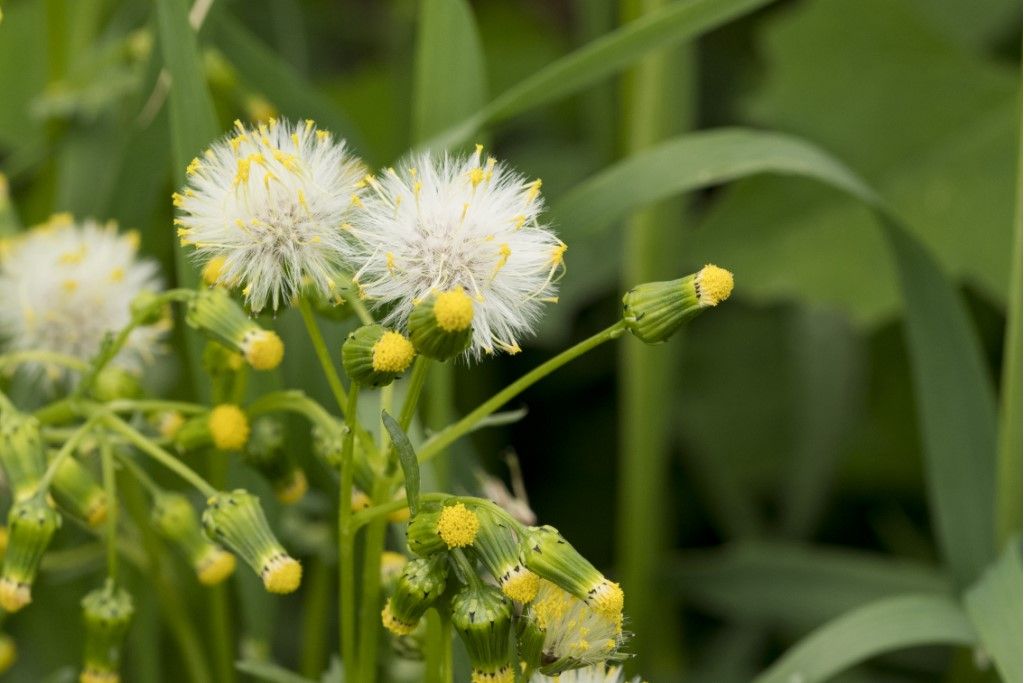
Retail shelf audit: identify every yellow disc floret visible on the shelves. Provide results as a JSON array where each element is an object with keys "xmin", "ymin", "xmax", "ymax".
[
  {"xmin": 209, "ymin": 404, "xmax": 250, "ymax": 451},
  {"xmin": 696, "ymin": 264, "xmax": 734, "ymax": 307},
  {"xmin": 437, "ymin": 502, "xmax": 480, "ymax": 548},
  {"xmin": 202, "ymin": 255, "xmax": 227, "ymax": 286},
  {"xmin": 0, "ymin": 578, "xmax": 30, "ymax": 612},
  {"xmin": 197, "ymin": 548, "xmax": 237, "ymax": 586},
  {"xmin": 589, "ymin": 579, "xmax": 624, "ymax": 621},
  {"xmin": 275, "ymin": 470, "xmax": 308, "ymax": 505},
  {"xmin": 501, "ymin": 567, "xmax": 540, "ymax": 604},
  {"xmin": 243, "ymin": 330, "xmax": 284, "ymax": 370},
  {"xmin": 262, "ymin": 555, "xmax": 302, "ymax": 593},
  {"xmin": 371, "ymin": 331, "xmax": 415, "ymax": 373},
  {"xmin": 433, "ymin": 288, "xmax": 474, "ymax": 332},
  {"xmin": 381, "ymin": 599, "xmax": 417, "ymax": 635},
  {"xmin": 470, "ymin": 668, "xmax": 514, "ymax": 683}
]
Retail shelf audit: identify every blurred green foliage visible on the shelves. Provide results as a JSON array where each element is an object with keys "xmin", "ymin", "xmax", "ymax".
[{"xmin": 0, "ymin": 0, "xmax": 1020, "ymax": 681}]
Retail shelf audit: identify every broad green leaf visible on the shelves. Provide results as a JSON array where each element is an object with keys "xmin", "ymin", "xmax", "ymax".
[
  {"xmin": 412, "ymin": 0, "xmax": 487, "ymax": 144},
  {"xmin": 669, "ymin": 541, "xmax": 951, "ymax": 630},
  {"xmin": 554, "ymin": 126, "xmax": 998, "ymax": 587},
  {"xmin": 964, "ymin": 543, "xmax": 1023, "ymax": 683},
  {"xmin": 694, "ymin": 0, "xmax": 1019, "ymax": 324},
  {"xmin": 753, "ymin": 594, "xmax": 976, "ymax": 683},
  {"xmin": 422, "ymin": 0, "xmax": 777, "ymax": 149},
  {"xmin": 382, "ymin": 410, "xmax": 420, "ymax": 516},
  {"xmin": 214, "ymin": 16, "xmax": 365, "ymax": 152}
]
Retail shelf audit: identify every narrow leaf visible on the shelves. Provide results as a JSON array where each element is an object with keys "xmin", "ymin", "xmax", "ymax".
[
  {"xmin": 753, "ymin": 595, "xmax": 976, "ymax": 683},
  {"xmin": 669, "ymin": 541, "xmax": 951, "ymax": 630},
  {"xmin": 422, "ymin": 0, "xmax": 777, "ymax": 149},
  {"xmin": 235, "ymin": 660, "xmax": 316, "ymax": 683},
  {"xmin": 963, "ymin": 543, "xmax": 1023, "ymax": 683},
  {"xmin": 382, "ymin": 410, "xmax": 420, "ymax": 516},
  {"xmin": 412, "ymin": 0, "xmax": 487, "ymax": 143},
  {"xmin": 554, "ymin": 127, "xmax": 998, "ymax": 588}
]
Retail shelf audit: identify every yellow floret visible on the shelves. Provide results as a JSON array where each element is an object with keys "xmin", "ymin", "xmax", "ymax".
[
  {"xmin": 381, "ymin": 600, "xmax": 417, "ymax": 635},
  {"xmin": 371, "ymin": 331, "xmax": 415, "ymax": 373},
  {"xmin": 262, "ymin": 556, "xmax": 302, "ymax": 594},
  {"xmin": 275, "ymin": 470, "xmax": 308, "ymax": 505},
  {"xmin": 209, "ymin": 404, "xmax": 250, "ymax": 451},
  {"xmin": 501, "ymin": 568, "xmax": 540, "ymax": 604},
  {"xmin": 243, "ymin": 330, "xmax": 284, "ymax": 370},
  {"xmin": 197, "ymin": 548, "xmax": 237, "ymax": 586},
  {"xmin": 201, "ymin": 256, "xmax": 227, "ymax": 286},
  {"xmin": 589, "ymin": 579, "xmax": 624, "ymax": 620},
  {"xmin": 433, "ymin": 288, "xmax": 474, "ymax": 332},
  {"xmin": 0, "ymin": 578, "xmax": 30, "ymax": 612},
  {"xmin": 470, "ymin": 667, "xmax": 515, "ymax": 683},
  {"xmin": 696, "ymin": 264, "xmax": 734, "ymax": 307},
  {"xmin": 85, "ymin": 495, "xmax": 109, "ymax": 528},
  {"xmin": 436, "ymin": 502, "xmax": 480, "ymax": 548}
]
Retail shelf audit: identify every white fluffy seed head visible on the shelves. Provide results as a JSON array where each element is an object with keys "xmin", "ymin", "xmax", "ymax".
[
  {"xmin": 344, "ymin": 146, "xmax": 565, "ymax": 360},
  {"xmin": 530, "ymin": 665, "xmax": 638, "ymax": 683},
  {"xmin": 526, "ymin": 579, "xmax": 628, "ymax": 671},
  {"xmin": 174, "ymin": 118, "xmax": 364, "ymax": 313},
  {"xmin": 0, "ymin": 214, "xmax": 165, "ymax": 382}
]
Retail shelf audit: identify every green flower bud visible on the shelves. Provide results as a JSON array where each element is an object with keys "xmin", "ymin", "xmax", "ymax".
[
  {"xmin": 470, "ymin": 507, "xmax": 539, "ymax": 604},
  {"xmin": 151, "ymin": 493, "xmax": 236, "ymax": 586},
  {"xmin": 80, "ymin": 581, "xmax": 134, "ymax": 683},
  {"xmin": 243, "ymin": 417, "xmax": 307, "ymax": 505},
  {"xmin": 130, "ymin": 290, "xmax": 169, "ymax": 326},
  {"xmin": 407, "ymin": 502, "xmax": 481, "ymax": 556},
  {"xmin": 622, "ymin": 264, "xmax": 734, "ymax": 343},
  {"xmin": 451, "ymin": 584, "xmax": 515, "ymax": 683},
  {"xmin": 521, "ymin": 526, "xmax": 623, "ymax": 624},
  {"xmin": 408, "ymin": 288, "xmax": 474, "ymax": 361},
  {"xmin": 50, "ymin": 454, "xmax": 108, "ymax": 528},
  {"xmin": 186, "ymin": 287, "xmax": 284, "ymax": 370},
  {"xmin": 381, "ymin": 554, "xmax": 448, "ymax": 636},
  {"xmin": 92, "ymin": 367, "xmax": 142, "ymax": 402},
  {"xmin": 203, "ymin": 489, "xmax": 301, "ymax": 594},
  {"xmin": 171, "ymin": 414, "xmax": 212, "ymax": 452},
  {"xmin": 0, "ymin": 497, "xmax": 61, "ymax": 612},
  {"xmin": 342, "ymin": 324, "xmax": 415, "ymax": 387},
  {"xmin": 0, "ymin": 409, "xmax": 46, "ymax": 502}
]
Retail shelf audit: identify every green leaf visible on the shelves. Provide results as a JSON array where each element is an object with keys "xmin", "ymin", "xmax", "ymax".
[
  {"xmin": 669, "ymin": 541, "xmax": 951, "ymax": 630},
  {"xmin": 412, "ymin": 0, "xmax": 487, "ymax": 144},
  {"xmin": 235, "ymin": 660, "xmax": 316, "ymax": 683},
  {"xmin": 554, "ymin": 126, "xmax": 998, "ymax": 587},
  {"xmin": 382, "ymin": 410, "xmax": 420, "ymax": 516},
  {"xmin": 422, "ymin": 0, "xmax": 777, "ymax": 149},
  {"xmin": 964, "ymin": 543, "xmax": 1023, "ymax": 683},
  {"xmin": 753, "ymin": 594, "xmax": 977, "ymax": 683},
  {"xmin": 695, "ymin": 0, "xmax": 1019, "ymax": 324},
  {"xmin": 213, "ymin": 16, "xmax": 365, "ymax": 152},
  {"xmin": 997, "ymin": 159, "xmax": 1022, "ymax": 545}
]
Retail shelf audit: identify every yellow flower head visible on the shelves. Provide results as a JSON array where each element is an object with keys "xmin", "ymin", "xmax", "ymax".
[
  {"xmin": 209, "ymin": 404, "xmax": 250, "ymax": 451},
  {"xmin": 695, "ymin": 263, "xmax": 734, "ymax": 307},
  {"xmin": 433, "ymin": 288, "xmax": 474, "ymax": 332},
  {"xmin": 371, "ymin": 331, "xmax": 415, "ymax": 373},
  {"xmin": 263, "ymin": 555, "xmax": 302, "ymax": 594},
  {"xmin": 381, "ymin": 599, "xmax": 417, "ymax": 635},
  {"xmin": 197, "ymin": 547, "xmax": 237, "ymax": 586},
  {"xmin": 242, "ymin": 330, "xmax": 285, "ymax": 370},
  {"xmin": 437, "ymin": 502, "xmax": 480, "ymax": 548}
]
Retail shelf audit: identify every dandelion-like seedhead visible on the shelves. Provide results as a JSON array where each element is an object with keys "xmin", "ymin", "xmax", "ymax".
[
  {"xmin": 0, "ymin": 215, "xmax": 164, "ymax": 382},
  {"xmin": 530, "ymin": 664, "xmax": 640, "ymax": 683},
  {"xmin": 174, "ymin": 118, "xmax": 364, "ymax": 313},
  {"xmin": 345, "ymin": 146, "xmax": 566, "ymax": 359}
]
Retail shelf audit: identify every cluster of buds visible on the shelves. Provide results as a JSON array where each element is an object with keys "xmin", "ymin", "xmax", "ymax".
[
  {"xmin": 388, "ymin": 499, "xmax": 628, "ymax": 680},
  {"xmin": 151, "ymin": 492, "xmax": 236, "ymax": 586}
]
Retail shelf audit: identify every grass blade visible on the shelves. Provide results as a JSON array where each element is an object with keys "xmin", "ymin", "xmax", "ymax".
[
  {"xmin": 422, "ymin": 0, "xmax": 776, "ymax": 149},
  {"xmin": 383, "ymin": 410, "xmax": 420, "ymax": 517},
  {"xmin": 753, "ymin": 594, "xmax": 976, "ymax": 683},
  {"xmin": 963, "ymin": 543, "xmax": 1023, "ymax": 683},
  {"xmin": 669, "ymin": 541, "xmax": 951, "ymax": 630},
  {"xmin": 555, "ymin": 127, "xmax": 998, "ymax": 588},
  {"xmin": 411, "ymin": 0, "xmax": 486, "ymax": 144}
]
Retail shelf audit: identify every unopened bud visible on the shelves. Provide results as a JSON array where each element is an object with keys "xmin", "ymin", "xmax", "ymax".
[
  {"xmin": 0, "ymin": 410, "xmax": 46, "ymax": 502},
  {"xmin": 471, "ymin": 507, "xmax": 538, "ymax": 604},
  {"xmin": 381, "ymin": 554, "xmax": 447, "ymax": 635},
  {"xmin": 151, "ymin": 493, "xmax": 236, "ymax": 586},
  {"xmin": 342, "ymin": 324, "xmax": 415, "ymax": 387},
  {"xmin": 622, "ymin": 264, "xmax": 733, "ymax": 343},
  {"xmin": 451, "ymin": 584, "xmax": 515, "ymax": 683},
  {"xmin": 50, "ymin": 455, "xmax": 108, "ymax": 527},
  {"xmin": 80, "ymin": 581, "xmax": 133, "ymax": 683},
  {"xmin": 186, "ymin": 288, "xmax": 284, "ymax": 370},
  {"xmin": 408, "ymin": 288, "xmax": 474, "ymax": 361},
  {"xmin": 0, "ymin": 498, "xmax": 61, "ymax": 612}
]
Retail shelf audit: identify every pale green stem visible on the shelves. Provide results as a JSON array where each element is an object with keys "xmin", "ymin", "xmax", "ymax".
[
  {"xmin": 424, "ymin": 608, "xmax": 453, "ymax": 683},
  {"xmin": 424, "ymin": 363, "xmax": 455, "ymax": 489},
  {"xmin": 208, "ymin": 373, "xmax": 236, "ymax": 683},
  {"xmin": 100, "ymin": 437, "xmax": 119, "ymax": 582},
  {"xmin": 0, "ymin": 350, "xmax": 89, "ymax": 372},
  {"xmin": 36, "ymin": 413, "xmax": 106, "ymax": 494},
  {"xmin": 247, "ymin": 389, "xmax": 379, "ymax": 461},
  {"xmin": 417, "ymin": 321, "xmax": 626, "ymax": 463},
  {"xmin": 400, "ymin": 357, "xmax": 431, "ymax": 431},
  {"xmin": 356, "ymin": 480, "xmax": 389, "ymax": 683},
  {"xmin": 298, "ymin": 296, "xmax": 352, "ymax": 416},
  {"xmin": 339, "ymin": 383, "xmax": 359, "ymax": 674},
  {"xmin": 380, "ymin": 383, "xmax": 394, "ymax": 451},
  {"xmin": 300, "ymin": 557, "xmax": 331, "ymax": 679},
  {"xmin": 103, "ymin": 414, "xmax": 217, "ymax": 497}
]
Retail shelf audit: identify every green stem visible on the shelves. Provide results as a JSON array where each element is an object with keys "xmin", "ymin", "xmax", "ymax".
[
  {"xmin": 400, "ymin": 357, "xmax": 431, "ymax": 431},
  {"xmin": 0, "ymin": 350, "xmax": 89, "ymax": 372},
  {"xmin": 424, "ymin": 608, "xmax": 453, "ymax": 683},
  {"xmin": 424, "ymin": 363, "xmax": 455, "ymax": 489},
  {"xmin": 112, "ymin": 449, "xmax": 162, "ymax": 497},
  {"xmin": 208, "ymin": 374, "xmax": 236, "ymax": 683},
  {"xmin": 300, "ymin": 557, "xmax": 331, "ymax": 679},
  {"xmin": 36, "ymin": 412, "xmax": 106, "ymax": 493},
  {"xmin": 356, "ymin": 480, "xmax": 389, "ymax": 683},
  {"xmin": 417, "ymin": 321, "xmax": 626, "ymax": 463},
  {"xmin": 448, "ymin": 547, "xmax": 482, "ymax": 589},
  {"xmin": 339, "ymin": 384, "xmax": 359, "ymax": 674},
  {"xmin": 298, "ymin": 296, "xmax": 352, "ymax": 416},
  {"xmin": 247, "ymin": 389, "xmax": 378, "ymax": 461},
  {"xmin": 103, "ymin": 414, "xmax": 217, "ymax": 497},
  {"xmin": 100, "ymin": 437, "xmax": 118, "ymax": 582}
]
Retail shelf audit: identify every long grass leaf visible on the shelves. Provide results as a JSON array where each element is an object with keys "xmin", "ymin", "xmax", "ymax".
[
  {"xmin": 555, "ymin": 127, "xmax": 997, "ymax": 588},
  {"xmin": 422, "ymin": 0, "xmax": 776, "ymax": 149},
  {"xmin": 753, "ymin": 594, "xmax": 976, "ymax": 683},
  {"xmin": 964, "ymin": 542, "xmax": 1023, "ymax": 683}
]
